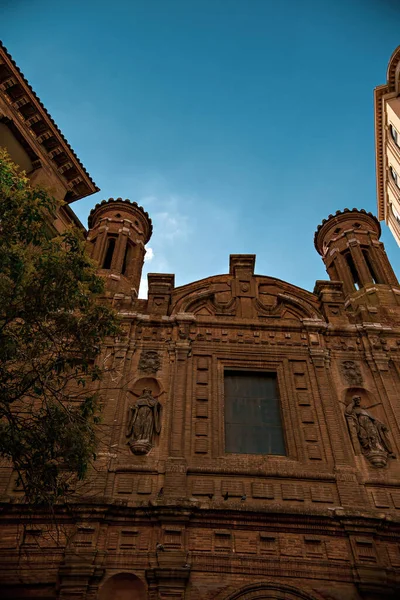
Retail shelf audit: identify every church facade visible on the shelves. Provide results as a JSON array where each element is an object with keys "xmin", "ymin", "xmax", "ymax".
[{"xmin": 1, "ymin": 43, "xmax": 400, "ymax": 600}]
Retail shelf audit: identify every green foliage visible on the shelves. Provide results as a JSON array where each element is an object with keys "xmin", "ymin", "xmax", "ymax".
[{"xmin": 0, "ymin": 149, "xmax": 120, "ymax": 505}]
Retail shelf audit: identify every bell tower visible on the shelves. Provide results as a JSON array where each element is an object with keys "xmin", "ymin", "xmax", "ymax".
[
  {"xmin": 87, "ymin": 197, "xmax": 152, "ymax": 300},
  {"xmin": 314, "ymin": 208, "xmax": 399, "ymax": 318}
]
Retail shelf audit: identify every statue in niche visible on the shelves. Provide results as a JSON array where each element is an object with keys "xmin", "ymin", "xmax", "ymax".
[
  {"xmin": 138, "ymin": 350, "xmax": 161, "ymax": 374},
  {"xmin": 341, "ymin": 361, "xmax": 363, "ymax": 386},
  {"xmin": 345, "ymin": 395, "xmax": 395, "ymax": 467},
  {"xmin": 127, "ymin": 388, "xmax": 162, "ymax": 455}
]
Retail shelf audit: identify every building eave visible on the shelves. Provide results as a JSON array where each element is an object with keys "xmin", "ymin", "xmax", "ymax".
[
  {"xmin": 374, "ymin": 84, "xmax": 387, "ymax": 221},
  {"xmin": 0, "ymin": 40, "xmax": 99, "ymax": 202}
]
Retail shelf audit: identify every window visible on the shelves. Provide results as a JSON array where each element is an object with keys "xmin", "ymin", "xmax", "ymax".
[
  {"xmin": 390, "ymin": 166, "xmax": 400, "ymax": 188},
  {"xmin": 344, "ymin": 251, "xmax": 360, "ymax": 290},
  {"xmin": 102, "ymin": 236, "xmax": 116, "ymax": 269},
  {"xmin": 362, "ymin": 249, "xmax": 381, "ymax": 284},
  {"xmin": 390, "ymin": 124, "xmax": 399, "ymax": 146},
  {"xmin": 224, "ymin": 371, "xmax": 285, "ymax": 455},
  {"xmin": 122, "ymin": 240, "xmax": 134, "ymax": 276},
  {"xmin": 391, "ymin": 203, "xmax": 400, "ymax": 225}
]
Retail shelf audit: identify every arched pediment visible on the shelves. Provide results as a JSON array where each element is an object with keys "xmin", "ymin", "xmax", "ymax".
[{"xmin": 170, "ymin": 272, "xmax": 322, "ymax": 322}]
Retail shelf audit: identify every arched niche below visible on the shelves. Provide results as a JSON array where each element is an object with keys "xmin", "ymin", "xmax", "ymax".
[
  {"xmin": 344, "ymin": 386, "xmax": 374, "ymax": 406},
  {"xmin": 129, "ymin": 376, "xmax": 162, "ymax": 398},
  {"xmin": 98, "ymin": 573, "xmax": 146, "ymax": 600}
]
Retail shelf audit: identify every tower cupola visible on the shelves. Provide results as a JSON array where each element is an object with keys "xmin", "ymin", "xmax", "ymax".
[
  {"xmin": 314, "ymin": 208, "xmax": 398, "ymax": 297},
  {"xmin": 87, "ymin": 197, "xmax": 152, "ymax": 299}
]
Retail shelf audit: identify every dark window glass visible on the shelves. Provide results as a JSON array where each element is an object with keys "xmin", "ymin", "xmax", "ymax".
[
  {"xmin": 390, "ymin": 125, "xmax": 399, "ymax": 146},
  {"xmin": 224, "ymin": 371, "xmax": 285, "ymax": 455},
  {"xmin": 103, "ymin": 236, "xmax": 116, "ymax": 269},
  {"xmin": 390, "ymin": 166, "xmax": 400, "ymax": 187}
]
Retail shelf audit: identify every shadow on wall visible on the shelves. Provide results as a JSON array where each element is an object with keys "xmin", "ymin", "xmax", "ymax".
[{"xmin": 98, "ymin": 573, "xmax": 146, "ymax": 600}]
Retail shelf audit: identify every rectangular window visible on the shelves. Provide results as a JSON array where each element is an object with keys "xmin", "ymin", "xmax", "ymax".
[{"xmin": 224, "ymin": 371, "xmax": 285, "ymax": 455}]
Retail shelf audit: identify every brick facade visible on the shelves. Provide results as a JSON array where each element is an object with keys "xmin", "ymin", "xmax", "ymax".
[
  {"xmin": 1, "ymin": 197, "xmax": 400, "ymax": 600},
  {"xmin": 1, "ymin": 41, "xmax": 400, "ymax": 600}
]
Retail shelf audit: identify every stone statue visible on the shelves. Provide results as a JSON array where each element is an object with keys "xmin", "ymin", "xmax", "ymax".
[
  {"xmin": 127, "ymin": 388, "xmax": 162, "ymax": 455},
  {"xmin": 345, "ymin": 395, "xmax": 395, "ymax": 467}
]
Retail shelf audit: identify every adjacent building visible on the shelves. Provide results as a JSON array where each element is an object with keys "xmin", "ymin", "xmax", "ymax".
[
  {"xmin": 374, "ymin": 45, "xmax": 400, "ymax": 245},
  {"xmin": 1, "ymin": 43, "xmax": 400, "ymax": 600},
  {"xmin": 0, "ymin": 41, "xmax": 97, "ymax": 232}
]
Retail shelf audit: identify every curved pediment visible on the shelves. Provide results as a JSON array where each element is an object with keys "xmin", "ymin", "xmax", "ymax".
[{"xmin": 170, "ymin": 272, "xmax": 322, "ymax": 322}]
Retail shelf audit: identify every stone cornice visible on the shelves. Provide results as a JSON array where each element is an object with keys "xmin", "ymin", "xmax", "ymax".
[{"xmin": 0, "ymin": 41, "xmax": 99, "ymax": 201}]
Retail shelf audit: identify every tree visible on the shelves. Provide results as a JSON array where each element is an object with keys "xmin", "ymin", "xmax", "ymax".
[{"xmin": 0, "ymin": 148, "xmax": 120, "ymax": 505}]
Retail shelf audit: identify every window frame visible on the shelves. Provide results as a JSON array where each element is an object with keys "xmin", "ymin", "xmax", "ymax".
[
  {"xmin": 390, "ymin": 123, "xmax": 399, "ymax": 146},
  {"xmin": 215, "ymin": 357, "xmax": 298, "ymax": 461},
  {"xmin": 223, "ymin": 370, "xmax": 286, "ymax": 456}
]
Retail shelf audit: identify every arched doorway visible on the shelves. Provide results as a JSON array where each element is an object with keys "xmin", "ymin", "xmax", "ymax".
[
  {"xmin": 220, "ymin": 581, "xmax": 325, "ymax": 600},
  {"xmin": 98, "ymin": 572, "xmax": 146, "ymax": 600}
]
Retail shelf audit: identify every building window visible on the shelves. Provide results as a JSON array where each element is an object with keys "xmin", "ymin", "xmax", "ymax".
[
  {"xmin": 390, "ymin": 124, "xmax": 399, "ymax": 146},
  {"xmin": 224, "ymin": 371, "xmax": 285, "ymax": 455},
  {"xmin": 390, "ymin": 166, "xmax": 400, "ymax": 188},
  {"xmin": 102, "ymin": 236, "xmax": 117, "ymax": 269},
  {"xmin": 391, "ymin": 203, "xmax": 400, "ymax": 225}
]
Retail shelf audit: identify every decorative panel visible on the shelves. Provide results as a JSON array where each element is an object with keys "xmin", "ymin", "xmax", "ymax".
[
  {"xmin": 137, "ymin": 477, "xmax": 153, "ymax": 495},
  {"xmin": 221, "ymin": 479, "xmax": 244, "ymax": 497},
  {"xmin": 116, "ymin": 474, "xmax": 134, "ymax": 494},
  {"xmin": 119, "ymin": 530, "xmax": 138, "ymax": 550},
  {"xmin": 194, "ymin": 438, "xmax": 208, "ymax": 453},
  {"xmin": 304, "ymin": 536, "xmax": 325, "ymax": 558},
  {"xmin": 196, "ymin": 400, "xmax": 208, "ymax": 418},
  {"xmin": 259, "ymin": 533, "xmax": 278, "ymax": 556},
  {"xmin": 310, "ymin": 485, "xmax": 334, "ymax": 503},
  {"xmin": 193, "ymin": 355, "xmax": 211, "ymax": 456},
  {"xmin": 251, "ymin": 482, "xmax": 274, "ymax": 499},
  {"xmin": 234, "ymin": 531, "xmax": 257, "ymax": 553},
  {"xmin": 371, "ymin": 489, "xmax": 391, "ymax": 508},
  {"xmin": 192, "ymin": 478, "xmax": 214, "ymax": 496},
  {"xmin": 281, "ymin": 483, "xmax": 304, "ymax": 501},
  {"xmin": 281, "ymin": 535, "xmax": 303, "ymax": 557},
  {"xmin": 164, "ymin": 527, "xmax": 182, "ymax": 549},
  {"xmin": 214, "ymin": 530, "xmax": 231, "ymax": 552},
  {"xmin": 189, "ymin": 529, "xmax": 212, "ymax": 551},
  {"xmin": 391, "ymin": 491, "xmax": 400, "ymax": 509},
  {"xmin": 354, "ymin": 538, "xmax": 377, "ymax": 563}
]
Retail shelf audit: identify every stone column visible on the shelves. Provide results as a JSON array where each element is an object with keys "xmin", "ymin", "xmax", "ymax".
[
  {"xmin": 164, "ymin": 317, "xmax": 193, "ymax": 498},
  {"xmin": 308, "ymin": 346, "xmax": 366, "ymax": 507}
]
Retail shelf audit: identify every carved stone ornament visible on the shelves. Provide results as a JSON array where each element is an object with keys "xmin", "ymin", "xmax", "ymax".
[
  {"xmin": 341, "ymin": 360, "xmax": 363, "ymax": 386},
  {"xmin": 345, "ymin": 395, "xmax": 395, "ymax": 468},
  {"xmin": 126, "ymin": 388, "xmax": 162, "ymax": 455},
  {"xmin": 138, "ymin": 350, "xmax": 161, "ymax": 374}
]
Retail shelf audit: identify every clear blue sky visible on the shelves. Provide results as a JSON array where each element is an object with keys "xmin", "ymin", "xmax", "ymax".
[{"xmin": 2, "ymin": 0, "xmax": 399, "ymax": 296}]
